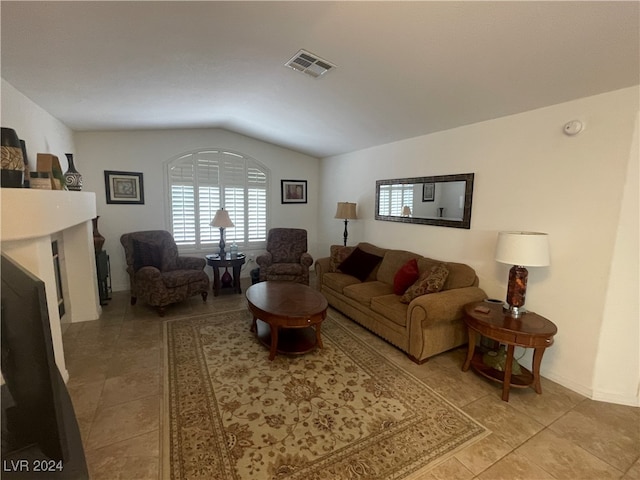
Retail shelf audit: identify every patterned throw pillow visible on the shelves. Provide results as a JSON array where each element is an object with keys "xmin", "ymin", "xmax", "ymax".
[
  {"xmin": 329, "ymin": 245, "xmax": 355, "ymax": 272},
  {"xmin": 393, "ymin": 258, "xmax": 420, "ymax": 295},
  {"xmin": 400, "ymin": 264, "xmax": 449, "ymax": 304}
]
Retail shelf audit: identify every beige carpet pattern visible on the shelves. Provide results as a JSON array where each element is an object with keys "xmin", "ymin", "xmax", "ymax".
[{"xmin": 163, "ymin": 309, "xmax": 488, "ymax": 480}]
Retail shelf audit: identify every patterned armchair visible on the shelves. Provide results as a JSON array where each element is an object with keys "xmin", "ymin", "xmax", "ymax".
[
  {"xmin": 257, "ymin": 228, "xmax": 313, "ymax": 285},
  {"xmin": 120, "ymin": 230, "xmax": 209, "ymax": 316}
]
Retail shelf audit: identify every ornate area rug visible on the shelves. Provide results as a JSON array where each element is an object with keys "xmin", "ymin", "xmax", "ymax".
[{"xmin": 163, "ymin": 309, "xmax": 489, "ymax": 479}]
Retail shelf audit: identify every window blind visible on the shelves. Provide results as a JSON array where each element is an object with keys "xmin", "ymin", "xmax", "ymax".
[{"xmin": 167, "ymin": 150, "xmax": 269, "ymax": 250}]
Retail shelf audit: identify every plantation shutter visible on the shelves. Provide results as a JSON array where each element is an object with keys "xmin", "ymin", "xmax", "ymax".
[
  {"xmin": 378, "ymin": 184, "xmax": 413, "ymax": 216},
  {"xmin": 168, "ymin": 150, "xmax": 269, "ymax": 250}
]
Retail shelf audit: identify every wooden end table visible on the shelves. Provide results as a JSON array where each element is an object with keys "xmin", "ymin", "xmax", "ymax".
[
  {"xmin": 206, "ymin": 253, "xmax": 246, "ymax": 296},
  {"xmin": 246, "ymin": 281, "xmax": 328, "ymax": 361},
  {"xmin": 462, "ymin": 301, "xmax": 557, "ymax": 402}
]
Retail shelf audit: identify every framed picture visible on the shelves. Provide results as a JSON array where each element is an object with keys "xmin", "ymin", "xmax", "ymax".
[
  {"xmin": 281, "ymin": 179, "xmax": 307, "ymax": 204},
  {"xmin": 422, "ymin": 182, "xmax": 435, "ymax": 202},
  {"xmin": 104, "ymin": 170, "xmax": 145, "ymax": 205}
]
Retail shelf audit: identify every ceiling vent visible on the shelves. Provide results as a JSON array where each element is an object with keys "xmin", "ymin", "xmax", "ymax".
[{"xmin": 285, "ymin": 49, "xmax": 336, "ymax": 78}]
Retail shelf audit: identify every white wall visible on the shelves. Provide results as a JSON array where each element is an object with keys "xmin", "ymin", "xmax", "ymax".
[
  {"xmin": 593, "ymin": 111, "xmax": 639, "ymax": 405},
  {"xmin": 74, "ymin": 129, "xmax": 320, "ymax": 291},
  {"xmin": 1, "ymin": 79, "xmax": 76, "ymax": 173},
  {"xmin": 319, "ymin": 87, "xmax": 639, "ymax": 406}
]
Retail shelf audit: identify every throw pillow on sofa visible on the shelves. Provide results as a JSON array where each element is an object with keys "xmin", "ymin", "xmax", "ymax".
[
  {"xmin": 338, "ymin": 247, "xmax": 382, "ymax": 282},
  {"xmin": 393, "ymin": 258, "xmax": 420, "ymax": 295},
  {"xmin": 400, "ymin": 264, "xmax": 449, "ymax": 303},
  {"xmin": 330, "ymin": 245, "xmax": 356, "ymax": 272}
]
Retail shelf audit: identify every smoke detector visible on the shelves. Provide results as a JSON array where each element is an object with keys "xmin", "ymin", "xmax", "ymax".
[{"xmin": 285, "ymin": 49, "xmax": 336, "ymax": 78}]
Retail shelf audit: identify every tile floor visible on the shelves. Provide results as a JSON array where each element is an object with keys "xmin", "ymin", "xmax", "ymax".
[{"xmin": 61, "ymin": 278, "xmax": 639, "ymax": 479}]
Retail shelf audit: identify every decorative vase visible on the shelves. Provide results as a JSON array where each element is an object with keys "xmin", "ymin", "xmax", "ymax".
[
  {"xmin": 1, "ymin": 127, "xmax": 25, "ymax": 188},
  {"xmin": 64, "ymin": 153, "xmax": 83, "ymax": 191},
  {"xmin": 92, "ymin": 216, "xmax": 105, "ymax": 253}
]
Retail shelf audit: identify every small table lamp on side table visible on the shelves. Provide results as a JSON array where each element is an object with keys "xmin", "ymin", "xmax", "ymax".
[
  {"xmin": 494, "ymin": 231, "xmax": 550, "ymax": 318},
  {"xmin": 210, "ymin": 208, "xmax": 234, "ymax": 258}
]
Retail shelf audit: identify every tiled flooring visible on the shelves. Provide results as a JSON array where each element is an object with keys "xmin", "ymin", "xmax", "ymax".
[{"xmin": 62, "ymin": 278, "xmax": 640, "ymax": 479}]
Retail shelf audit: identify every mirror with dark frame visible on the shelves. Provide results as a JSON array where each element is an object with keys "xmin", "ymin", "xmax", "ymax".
[{"xmin": 375, "ymin": 173, "xmax": 474, "ymax": 229}]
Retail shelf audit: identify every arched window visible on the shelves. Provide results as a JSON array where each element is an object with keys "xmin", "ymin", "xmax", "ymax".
[{"xmin": 166, "ymin": 149, "xmax": 269, "ymax": 251}]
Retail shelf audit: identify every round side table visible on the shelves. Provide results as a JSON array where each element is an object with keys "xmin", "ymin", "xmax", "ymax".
[
  {"xmin": 206, "ymin": 254, "xmax": 246, "ymax": 296},
  {"xmin": 462, "ymin": 301, "xmax": 557, "ymax": 402}
]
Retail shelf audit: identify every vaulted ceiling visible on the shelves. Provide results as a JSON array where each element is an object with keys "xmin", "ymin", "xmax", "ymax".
[{"xmin": 1, "ymin": 1, "xmax": 638, "ymax": 158}]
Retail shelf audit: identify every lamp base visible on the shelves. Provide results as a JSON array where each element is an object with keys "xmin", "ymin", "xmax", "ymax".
[{"xmin": 503, "ymin": 303, "xmax": 527, "ymax": 318}]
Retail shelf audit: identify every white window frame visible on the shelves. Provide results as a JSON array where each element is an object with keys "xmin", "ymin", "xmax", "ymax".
[{"xmin": 165, "ymin": 149, "xmax": 270, "ymax": 253}]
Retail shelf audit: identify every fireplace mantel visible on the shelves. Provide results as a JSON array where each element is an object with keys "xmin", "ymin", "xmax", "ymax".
[
  {"xmin": 1, "ymin": 189, "xmax": 97, "ymax": 242},
  {"xmin": 1, "ymin": 189, "xmax": 101, "ymax": 382}
]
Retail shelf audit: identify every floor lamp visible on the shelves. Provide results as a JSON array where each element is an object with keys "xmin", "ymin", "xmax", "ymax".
[{"xmin": 335, "ymin": 202, "xmax": 357, "ymax": 246}]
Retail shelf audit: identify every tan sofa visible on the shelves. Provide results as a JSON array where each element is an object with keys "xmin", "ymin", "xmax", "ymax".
[{"xmin": 315, "ymin": 242, "xmax": 487, "ymax": 363}]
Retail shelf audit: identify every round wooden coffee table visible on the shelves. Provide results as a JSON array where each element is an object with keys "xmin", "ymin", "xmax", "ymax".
[{"xmin": 246, "ymin": 281, "xmax": 328, "ymax": 361}]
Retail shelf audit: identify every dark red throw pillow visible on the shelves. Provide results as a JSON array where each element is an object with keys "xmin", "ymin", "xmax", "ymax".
[
  {"xmin": 393, "ymin": 258, "xmax": 420, "ymax": 295},
  {"xmin": 338, "ymin": 247, "xmax": 382, "ymax": 282}
]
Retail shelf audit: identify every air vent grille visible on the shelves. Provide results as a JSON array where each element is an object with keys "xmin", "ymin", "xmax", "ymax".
[{"xmin": 285, "ymin": 49, "xmax": 336, "ymax": 78}]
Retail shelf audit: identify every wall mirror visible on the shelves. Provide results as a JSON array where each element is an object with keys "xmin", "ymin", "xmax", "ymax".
[{"xmin": 375, "ymin": 173, "xmax": 474, "ymax": 229}]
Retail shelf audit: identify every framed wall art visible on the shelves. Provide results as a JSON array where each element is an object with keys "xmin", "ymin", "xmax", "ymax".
[
  {"xmin": 422, "ymin": 182, "xmax": 435, "ymax": 202},
  {"xmin": 281, "ymin": 179, "xmax": 307, "ymax": 204},
  {"xmin": 104, "ymin": 170, "xmax": 145, "ymax": 205}
]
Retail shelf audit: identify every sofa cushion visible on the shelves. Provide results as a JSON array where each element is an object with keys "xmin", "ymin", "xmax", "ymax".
[
  {"xmin": 370, "ymin": 294, "xmax": 409, "ymax": 327},
  {"xmin": 338, "ymin": 247, "xmax": 383, "ymax": 282},
  {"xmin": 401, "ymin": 264, "xmax": 449, "ymax": 303},
  {"xmin": 443, "ymin": 262, "xmax": 478, "ymax": 290},
  {"xmin": 161, "ymin": 269, "xmax": 204, "ymax": 288},
  {"xmin": 393, "ymin": 258, "xmax": 420, "ymax": 295},
  {"xmin": 330, "ymin": 245, "xmax": 356, "ymax": 272},
  {"xmin": 322, "ymin": 272, "xmax": 362, "ymax": 294},
  {"xmin": 377, "ymin": 250, "xmax": 422, "ymax": 285},
  {"xmin": 343, "ymin": 281, "xmax": 394, "ymax": 307},
  {"xmin": 133, "ymin": 239, "xmax": 163, "ymax": 272}
]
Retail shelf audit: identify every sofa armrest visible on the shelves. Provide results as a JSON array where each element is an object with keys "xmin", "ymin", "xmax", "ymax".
[
  {"xmin": 408, "ymin": 287, "xmax": 488, "ymax": 328},
  {"xmin": 256, "ymin": 252, "xmax": 273, "ymax": 268},
  {"xmin": 176, "ymin": 256, "xmax": 206, "ymax": 270},
  {"xmin": 300, "ymin": 252, "xmax": 313, "ymax": 268},
  {"xmin": 314, "ymin": 257, "xmax": 331, "ymax": 290}
]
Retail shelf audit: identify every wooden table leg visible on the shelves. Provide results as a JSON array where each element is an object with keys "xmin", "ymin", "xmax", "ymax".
[
  {"xmin": 462, "ymin": 328, "xmax": 476, "ymax": 371},
  {"xmin": 315, "ymin": 322, "xmax": 323, "ymax": 349},
  {"xmin": 502, "ymin": 344, "xmax": 515, "ymax": 402},
  {"xmin": 233, "ymin": 265, "xmax": 242, "ymax": 293},
  {"xmin": 532, "ymin": 347, "xmax": 545, "ymax": 394},
  {"xmin": 250, "ymin": 316, "xmax": 257, "ymax": 333},
  {"xmin": 212, "ymin": 266, "xmax": 221, "ymax": 297},
  {"xmin": 269, "ymin": 325, "xmax": 279, "ymax": 361}
]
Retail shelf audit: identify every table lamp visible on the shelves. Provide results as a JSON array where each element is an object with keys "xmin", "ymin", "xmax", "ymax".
[
  {"xmin": 402, "ymin": 206, "xmax": 412, "ymax": 217},
  {"xmin": 495, "ymin": 231, "xmax": 550, "ymax": 318},
  {"xmin": 210, "ymin": 209, "xmax": 234, "ymax": 257},
  {"xmin": 335, "ymin": 202, "xmax": 357, "ymax": 246}
]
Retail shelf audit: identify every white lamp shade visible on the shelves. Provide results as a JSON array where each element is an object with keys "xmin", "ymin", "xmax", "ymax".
[
  {"xmin": 402, "ymin": 206, "xmax": 411, "ymax": 216},
  {"xmin": 495, "ymin": 231, "xmax": 550, "ymax": 267},
  {"xmin": 335, "ymin": 202, "xmax": 357, "ymax": 220},
  {"xmin": 210, "ymin": 209, "xmax": 234, "ymax": 228}
]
